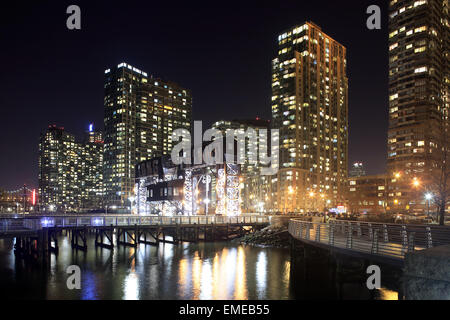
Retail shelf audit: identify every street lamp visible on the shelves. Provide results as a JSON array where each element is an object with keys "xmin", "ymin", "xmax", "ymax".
[
  {"xmin": 412, "ymin": 177, "xmax": 421, "ymax": 188},
  {"xmin": 128, "ymin": 197, "xmax": 135, "ymax": 214},
  {"xmin": 288, "ymin": 186, "xmax": 294, "ymax": 195},
  {"xmin": 308, "ymin": 192, "xmax": 315, "ymax": 212}
]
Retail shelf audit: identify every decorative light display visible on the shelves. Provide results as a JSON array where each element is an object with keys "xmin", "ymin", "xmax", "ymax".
[
  {"xmin": 216, "ymin": 168, "xmax": 226, "ymax": 215},
  {"xmin": 136, "ymin": 180, "xmax": 147, "ymax": 215},
  {"xmin": 184, "ymin": 169, "xmax": 193, "ymax": 215},
  {"xmin": 216, "ymin": 164, "xmax": 241, "ymax": 216},
  {"xmin": 226, "ymin": 164, "xmax": 241, "ymax": 216}
]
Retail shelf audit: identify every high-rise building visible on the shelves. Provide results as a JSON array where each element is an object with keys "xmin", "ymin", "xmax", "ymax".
[
  {"xmin": 388, "ymin": 0, "xmax": 448, "ymax": 174},
  {"xmin": 271, "ymin": 22, "xmax": 349, "ymax": 213},
  {"xmin": 38, "ymin": 125, "xmax": 104, "ymax": 212},
  {"xmin": 387, "ymin": 0, "xmax": 449, "ymax": 212},
  {"xmin": 103, "ymin": 62, "xmax": 192, "ymax": 209},
  {"xmin": 212, "ymin": 118, "xmax": 271, "ymax": 175},
  {"xmin": 83, "ymin": 125, "xmax": 104, "ymax": 210}
]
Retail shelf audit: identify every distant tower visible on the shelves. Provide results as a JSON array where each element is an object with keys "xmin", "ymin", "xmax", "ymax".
[{"xmin": 349, "ymin": 162, "xmax": 366, "ymax": 177}]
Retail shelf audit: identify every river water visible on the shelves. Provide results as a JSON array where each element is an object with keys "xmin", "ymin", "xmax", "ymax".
[{"xmin": 0, "ymin": 234, "xmax": 399, "ymax": 300}]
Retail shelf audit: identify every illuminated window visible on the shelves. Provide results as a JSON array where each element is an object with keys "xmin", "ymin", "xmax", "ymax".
[{"xmin": 415, "ymin": 67, "xmax": 427, "ymax": 73}]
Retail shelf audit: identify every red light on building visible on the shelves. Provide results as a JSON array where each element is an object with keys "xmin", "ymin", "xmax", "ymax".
[{"xmin": 32, "ymin": 189, "xmax": 36, "ymax": 206}]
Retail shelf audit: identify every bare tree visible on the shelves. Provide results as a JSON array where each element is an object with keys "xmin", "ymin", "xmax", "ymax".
[{"xmin": 427, "ymin": 108, "xmax": 450, "ymax": 225}]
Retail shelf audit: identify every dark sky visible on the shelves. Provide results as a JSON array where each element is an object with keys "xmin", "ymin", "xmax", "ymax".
[{"xmin": 0, "ymin": 0, "xmax": 389, "ymax": 190}]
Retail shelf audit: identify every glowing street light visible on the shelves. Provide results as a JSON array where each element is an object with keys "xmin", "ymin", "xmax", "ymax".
[
  {"xmin": 288, "ymin": 186, "xmax": 294, "ymax": 195},
  {"xmin": 412, "ymin": 177, "xmax": 421, "ymax": 188}
]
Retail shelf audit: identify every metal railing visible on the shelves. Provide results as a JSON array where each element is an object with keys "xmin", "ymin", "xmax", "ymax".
[
  {"xmin": 0, "ymin": 215, "xmax": 270, "ymax": 234},
  {"xmin": 288, "ymin": 219, "xmax": 450, "ymax": 260}
]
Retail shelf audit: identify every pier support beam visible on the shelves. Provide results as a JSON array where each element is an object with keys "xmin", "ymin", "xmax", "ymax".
[
  {"xmin": 95, "ymin": 226, "xmax": 114, "ymax": 250},
  {"xmin": 71, "ymin": 227, "xmax": 87, "ymax": 251}
]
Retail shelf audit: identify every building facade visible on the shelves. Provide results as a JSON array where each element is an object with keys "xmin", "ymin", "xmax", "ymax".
[
  {"xmin": 387, "ymin": 0, "xmax": 449, "ymax": 212},
  {"xmin": 38, "ymin": 125, "xmax": 104, "ymax": 212},
  {"xmin": 103, "ymin": 63, "xmax": 192, "ymax": 209},
  {"xmin": 347, "ymin": 172, "xmax": 433, "ymax": 215},
  {"xmin": 212, "ymin": 119, "xmax": 272, "ymax": 213},
  {"xmin": 348, "ymin": 174, "xmax": 388, "ymax": 214},
  {"xmin": 271, "ymin": 22, "xmax": 349, "ymax": 213},
  {"xmin": 0, "ymin": 186, "xmax": 34, "ymax": 214},
  {"xmin": 135, "ymin": 153, "xmax": 241, "ymax": 216}
]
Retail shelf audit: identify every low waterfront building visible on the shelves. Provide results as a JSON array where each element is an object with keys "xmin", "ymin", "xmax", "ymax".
[
  {"xmin": 0, "ymin": 186, "xmax": 34, "ymax": 213},
  {"xmin": 135, "ymin": 141, "xmax": 242, "ymax": 216},
  {"xmin": 347, "ymin": 172, "xmax": 437, "ymax": 215},
  {"xmin": 347, "ymin": 174, "xmax": 388, "ymax": 214}
]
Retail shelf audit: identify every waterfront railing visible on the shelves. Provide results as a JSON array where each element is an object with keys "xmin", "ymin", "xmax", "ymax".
[
  {"xmin": 288, "ymin": 219, "xmax": 450, "ymax": 260},
  {"xmin": 0, "ymin": 215, "xmax": 270, "ymax": 234}
]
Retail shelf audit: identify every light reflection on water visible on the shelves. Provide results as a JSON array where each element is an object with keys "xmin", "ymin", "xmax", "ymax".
[
  {"xmin": 0, "ymin": 235, "xmax": 399, "ymax": 300},
  {"xmin": 0, "ymin": 236, "xmax": 292, "ymax": 300},
  {"xmin": 378, "ymin": 288, "xmax": 398, "ymax": 300}
]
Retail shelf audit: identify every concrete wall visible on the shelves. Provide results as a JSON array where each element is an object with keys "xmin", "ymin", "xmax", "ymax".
[{"xmin": 404, "ymin": 245, "xmax": 450, "ymax": 300}]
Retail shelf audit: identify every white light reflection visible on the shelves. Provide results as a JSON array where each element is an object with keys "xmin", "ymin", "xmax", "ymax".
[
  {"xmin": 234, "ymin": 246, "xmax": 247, "ymax": 299},
  {"xmin": 256, "ymin": 251, "xmax": 267, "ymax": 299},
  {"xmin": 123, "ymin": 273, "xmax": 139, "ymax": 300},
  {"xmin": 199, "ymin": 260, "xmax": 213, "ymax": 300},
  {"xmin": 123, "ymin": 247, "xmax": 139, "ymax": 300}
]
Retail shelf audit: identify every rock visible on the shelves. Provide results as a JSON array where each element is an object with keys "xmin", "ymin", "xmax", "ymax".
[{"xmin": 236, "ymin": 225, "xmax": 289, "ymax": 248}]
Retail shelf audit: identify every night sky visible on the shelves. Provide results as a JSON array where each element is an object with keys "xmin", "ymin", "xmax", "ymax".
[{"xmin": 0, "ymin": 0, "xmax": 389, "ymax": 190}]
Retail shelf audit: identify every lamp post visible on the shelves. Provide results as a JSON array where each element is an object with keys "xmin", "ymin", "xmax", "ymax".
[
  {"xmin": 320, "ymin": 193, "xmax": 326, "ymax": 212},
  {"xmin": 288, "ymin": 186, "xmax": 294, "ymax": 213},
  {"xmin": 309, "ymin": 191, "xmax": 315, "ymax": 212},
  {"xmin": 128, "ymin": 197, "xmax": 135, "ymax": 214},
  {"xmin": 425, "ymin": 193, "xmax": 433, "ymax": 220}
]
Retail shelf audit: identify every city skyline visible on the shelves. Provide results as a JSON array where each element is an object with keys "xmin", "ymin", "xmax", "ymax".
[
  {"xmin": 0, "ymin": 1, "xmax": 449, "ymax": 304},
  {"xmin": 0, "ymin": 0, "xmax": 389, "ymax": 190}
]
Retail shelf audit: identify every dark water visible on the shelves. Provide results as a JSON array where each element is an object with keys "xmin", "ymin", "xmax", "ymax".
[{"xmin": 0, "ymin": 234, "xmax": 399, "ymax": 300}]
